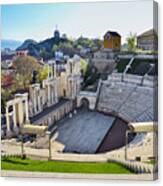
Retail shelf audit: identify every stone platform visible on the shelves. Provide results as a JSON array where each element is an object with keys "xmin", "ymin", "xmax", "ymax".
[{"xmin": 52, "ymin": 110, "xmax": 115, "ymax": 154}]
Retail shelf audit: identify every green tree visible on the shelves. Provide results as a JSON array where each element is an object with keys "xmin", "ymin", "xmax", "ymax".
[
  {"xmin": 80, "ymin": 59, "xmax": 88, "ymax": 75},
  {"xmin": 127, "ymin": 32, "xmax": 137, "ymax": 52},
  {"xmin": 40, "ymin": 49, "xmax": 53, "ymax": 60},
  {"xmin": 58, "ymin": 42, "xmax": 73, "ymax": 50},
  {"xmin": 38, "ymin": 64, "xmax": 52, "ymax": 82},
  {"xmin": 76, "ymin": 44, "xmax": 83, "ymax": 50},
  {"xmin": 52, "ymin": 44, "xmax": 59, "ymax": 55},
  {"xmin": 13, "ymin": 56, "xmax": 41, "ymax": 89}
]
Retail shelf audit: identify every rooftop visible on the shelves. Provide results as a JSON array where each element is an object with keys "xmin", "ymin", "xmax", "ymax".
[
  {"xmin": 137, "ymin": 29, "xmax": 157, "ymax": 38},
  {"xmin": 104, "ymin": 31, "xmax": 121, "ymax": 38}
]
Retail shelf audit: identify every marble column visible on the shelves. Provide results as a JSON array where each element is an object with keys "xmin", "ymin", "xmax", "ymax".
[
  {"xmin": 37, "ymin": 94, "xmax": 41, "ymax": 112},
  {"xmin": 42, "ymin": 91, "xmax": 45, "ymax": 108},
  {"xmin": 71, "ymin": 81, "xmax": 75, "ymax": 99},
  {"xmin": 18, "ymin": 102, "xmax": 24, "ymax": 126},
  {"xmin": 54, "ymin": 81, "xmax": 58, "ymax": 103},
  {"xmin": 50, "ymin": 85, "xmax": 52, "ymax": 105},
  {"xmin": 25, "ymin": 98, "xmax": 29, "ymax": 123},
  {"xmin": 13, "ymin": 104, "xmax": 18, "ymax": 133},
  {"xmin": 54, "ymin": 64, "xmax": 57, "ymax": 78},
  {"xmin": 48, "ymin": 64, "xmax": 50, "ymax": 79},
  {"xmin": 6, "ymin": 106, "xmax": 12, "ymax": 137},
  {"xmin": 52, "ymin": 84, "xmax": 55, "ymax": 104},
  {"xmin": 33, "ymin": 89, "xmax": 37, "ymax": 114},
  {"xmin": 47, "ymin": 84, "xmax": 51, "ymax": 106}
]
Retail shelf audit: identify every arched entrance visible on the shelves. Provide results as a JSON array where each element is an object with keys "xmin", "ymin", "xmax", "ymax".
[{"xmin": 80, "ymin": 98, "xmax": 90, "ymax": 110}]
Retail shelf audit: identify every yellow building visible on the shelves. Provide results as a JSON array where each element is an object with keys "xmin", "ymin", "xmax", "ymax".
[{"xmin": 103, "ymin": 31, "xmax": 121, "ymax": 51}]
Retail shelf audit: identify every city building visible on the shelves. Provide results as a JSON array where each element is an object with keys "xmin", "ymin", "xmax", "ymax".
[
  {"xmin": 137, "ymin": 29, "xmax": 158, "ymax": 51},
  {"xmin": 91, "ymin": 31, "xmax": 121, "ymax": 73},
  {"xmin": 16, "ymin": 50, "xmax": 28, "ymax": 57},
  {"xmin": 103, "ymin": 31, "xmax": 121, "ymax": 51}
]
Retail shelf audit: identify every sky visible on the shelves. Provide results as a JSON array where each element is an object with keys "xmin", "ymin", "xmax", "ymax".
[{"xmin": 1, "ymin": 0, "xmax": 153, "ymax": 43}]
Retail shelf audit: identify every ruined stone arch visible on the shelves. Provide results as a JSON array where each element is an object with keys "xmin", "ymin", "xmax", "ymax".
[{"xmin": 80, "ymin": 97, "xmax": 90, "ymax": 110}]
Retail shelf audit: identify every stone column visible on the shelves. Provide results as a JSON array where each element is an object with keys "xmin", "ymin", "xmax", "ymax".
[
  {"xmin": 71, "ymin": 80, "xmax": 75, "ymax": 99},
  {"xmin": 33, "ymin": 89, "xmax": 37, "ymax": 114},
  {"xmin": 54, "ymin": 63, "xmax": 57, "ymax": 78},
  {"xmin": 37, "ymin": 94, "xmax": 41, "ymax": 112},
  {"xmin": 25, "ymin": 98, "xmax": 29, "ymax": 123},
  {"xmin": 42, "ymin": 91, "xmax": 45, "ymax": 108},
  {"xmin": 54, "ymin": 81, "xmax": 58, "ymax": 103},
  {"xmin": 47, "ymin": 84, "xmax": 51, "ymax": 106},
  {"xmin": 18, "ymin": 102, "xmax": 24, "ymax": 126},
  {"xmin": 51, "ymin": 85, "xmax": 54, "ymax": 104},
  {"xmin": 13, "ymin": 104, "xmax": 18, "ymax": 133},
  {"xmin": 6, "ymin": 106, "xmax": 12, "ymax": 137},
  {"xmin": 48, "ymin": 64, "xmax": 50, "ymax": 79}
]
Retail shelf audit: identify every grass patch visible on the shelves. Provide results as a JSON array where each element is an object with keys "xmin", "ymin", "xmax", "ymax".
[
  {"xmin": 2, "ymin": 156, "xmax": 133, "ymax": 174},
  {"xmin": 144, "ymin": 159, "xmax": 156, "ymax": 165}
]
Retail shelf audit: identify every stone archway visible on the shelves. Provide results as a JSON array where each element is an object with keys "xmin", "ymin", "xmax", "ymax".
[{"xmin": 80, "ymin": 98, "xmax": 90, "ymax": 110}]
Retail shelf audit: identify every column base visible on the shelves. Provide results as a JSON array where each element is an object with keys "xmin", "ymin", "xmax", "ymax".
[
  {"xmin": 6, "ymin": 130, "xmax": 13, "ymax": 138},
  {"xmin": 14, "ymin": 127, "xmax": 19, "ymax": 135},
  {"xmin": 25, "ymin": 119, "xmax": 30, "ymax": 124}
]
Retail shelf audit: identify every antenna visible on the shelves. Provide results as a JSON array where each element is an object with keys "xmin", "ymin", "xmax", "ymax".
[{"xmin": 55, "ymin": 24, "xmax": 58, "ymax": 30}]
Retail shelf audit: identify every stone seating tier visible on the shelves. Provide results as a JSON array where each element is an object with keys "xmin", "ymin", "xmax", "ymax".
[{"xmin": 97, "ymin": 76, "xmax": 155, "ymax": 122}]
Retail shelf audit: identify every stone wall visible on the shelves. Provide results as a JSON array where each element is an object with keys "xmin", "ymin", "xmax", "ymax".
[{"xmin": 32, "ymin": 100, "xmax": 74, "ymax": 127}]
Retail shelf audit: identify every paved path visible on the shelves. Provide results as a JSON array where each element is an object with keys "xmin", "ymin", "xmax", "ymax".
[
  {"xmin": 1, "ymin": 170, "xmax": 156, "ymax": 180},
  {"xmin": 1, "ymin": 142, "xmax": 157, "ymax": 175},
  {"xmin": 1, "ymin": 143, "xmax": 108, "ymax": 162}
]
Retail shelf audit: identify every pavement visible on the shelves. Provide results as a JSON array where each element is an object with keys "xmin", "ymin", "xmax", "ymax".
[
  {"xmin": 1, "ymin": 142, "xmax": 108, "ymax": 162},
  {"xmin": 53, "ymin": 110, "xmax": 115, "ymax": 153},
  {"xmin": 1, "ymin": 170, "xmax": 157, "ymax": 180}
]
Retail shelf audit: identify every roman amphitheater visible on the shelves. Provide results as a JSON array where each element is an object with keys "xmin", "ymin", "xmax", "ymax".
[{"xmin": 1, "ymin": 55, "xmax": 158, "ymax": 175}]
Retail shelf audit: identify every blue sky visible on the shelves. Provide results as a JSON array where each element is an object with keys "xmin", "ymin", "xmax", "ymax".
[{"xmin": 2, "ymin": 1, "xmax": 153, "ymax": 43}]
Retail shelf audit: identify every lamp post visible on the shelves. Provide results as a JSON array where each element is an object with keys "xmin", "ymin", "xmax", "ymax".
[
  {"xmin": 20, "ymin": 134, "xmax": 25, "ymax": 159},
  {"xmin": 46, "ymin": 131, "xmax": 51, "ymax": 160}
]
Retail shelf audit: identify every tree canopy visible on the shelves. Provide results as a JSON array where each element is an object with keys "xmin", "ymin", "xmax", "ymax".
[
  {"xmin": 126, "ymin": 33, "xmax": 137, "ymax": 52},
  {"xmin": 38, "ymin": 64, "xmax": 53, "ymax": 82},
  {"xmin": 12, "ymin": 56, "xmax": 41, "ymax": 89}
]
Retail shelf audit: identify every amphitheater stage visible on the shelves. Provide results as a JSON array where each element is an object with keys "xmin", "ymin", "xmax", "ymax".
[{"xmin": 52, "ymin": 110, "xmax": 115, "ymax": 154}]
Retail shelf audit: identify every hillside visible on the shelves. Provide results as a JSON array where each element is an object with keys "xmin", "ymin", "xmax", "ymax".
[
  {"xmin": 16, "ymin": 30, "xmax": 102, "ymax": 60},
  {"xmin": 16, "ymin": 39, "xmax": 37, "ymax": 50}
]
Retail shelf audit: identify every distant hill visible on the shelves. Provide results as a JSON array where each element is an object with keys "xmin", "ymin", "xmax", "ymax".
[
  {"xmin": 1, "ymin": 39, "xmax": 22, "ymax": 50},
  {"xmin": 16, "ymin": 39, "xmax": 37, "ymax": 50},
  {"xmin": 16, "ymin": 36, "xmax": 68, "ymax": 59},
  {"xmin": 16, "ymin": 30, "xmax": 102, "ymax": 60}
]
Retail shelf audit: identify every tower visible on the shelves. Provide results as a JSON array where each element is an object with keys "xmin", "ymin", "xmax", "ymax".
[{"xmin": 54, "ymin": 25, "xmax": 60, "ymax": 39}]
